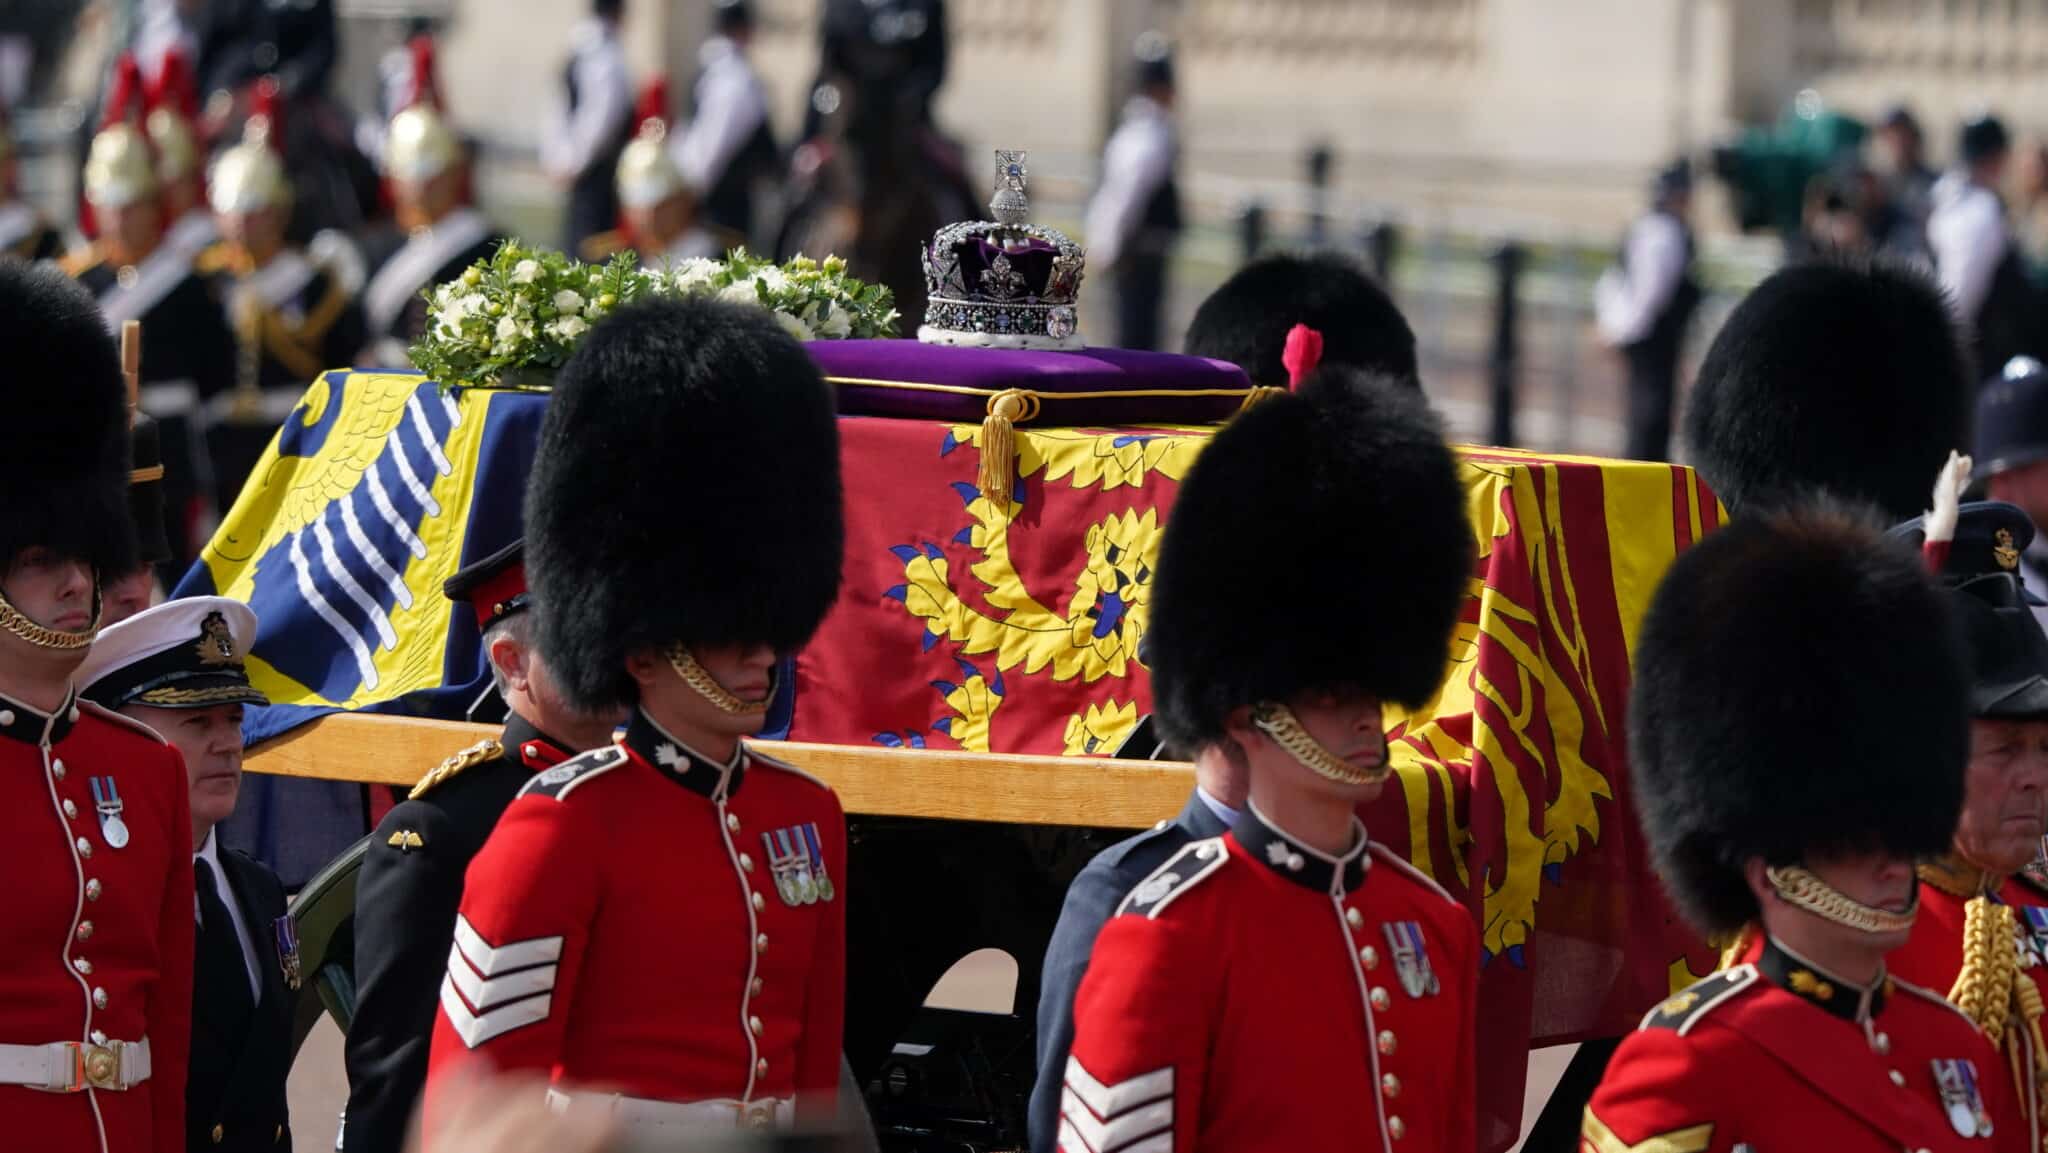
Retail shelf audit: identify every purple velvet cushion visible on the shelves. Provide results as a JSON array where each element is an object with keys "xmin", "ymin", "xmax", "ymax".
[{"xmin": 805, "ymin": 339, "xmax": 1258, "ymax": 427}]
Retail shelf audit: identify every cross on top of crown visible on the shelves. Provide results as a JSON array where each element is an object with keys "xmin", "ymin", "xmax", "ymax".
[{"xmin": 990, "ymin": 149, "xmax": 1030, "ymax": 225}]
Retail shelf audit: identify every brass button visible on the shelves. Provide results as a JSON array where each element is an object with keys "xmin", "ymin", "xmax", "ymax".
[
  {"xmin": 76, "ymin": 837, "xmax": 92, "ymax": 858},
  {"xmin": 1382, "ymin": 1073, "xmax": 1401, "ymax": 1098},
  {"xmin": 1873, "ymin": 1032, "xmax": 1892, "ymax": 1055},
  {"xmin": 92, "ymin": 987, "xmax": 107, "ymax": 1009},
  {"xmin": 751, "ymin": 891, "xmax": 766, "ymax": 911},
  {"xmin": 73, "ymin": 956, "xmax": 92, "ymax": 975},
  {"xmin": 749, "ymin": 1015, "xmax": 763, "ymax": 1036},
  {"xmin": 1361, "ymin": 946, "xmax": 1378, "ymax": 970},
  {"xmin": 1369, "ymin": 986, "xmax": 1390, "ymax": 1011},
  {"xmin": 1346, "ymin": 907, "xmax": 1364, "ymax": 930},
  {"xmin": 1889, "ymin": 1070, "xmax": 1906, "ymax": 1087},
  {"xmin": 1388, "ymin": 1116, "xmax": 1406, "ymax": 1141},
  {"xmin": 62, "ymin": 799, "xmax": 77, "ymax": 819},
  {"xmin": 275, "ymin": 1124, "xmax": 284, "ymax": 1142},
  {"xmin": 755, "ymin": 933, "xmax": 769, "ymax": 954},
  {"xmin": 756, "ymin": 1058, "xmax": 769, "ymax": 1076},
  {"xmin": 739, "ymin": 852, "xmax": 755, "ymax": 872},
  {"xmin": 750, "ymin": 977, "xmax": 764, "ymax": 996},
  {"xmin": 211, "ymin": 1123, "xmax": 224, "ymax": 1144},
  {"xmin": 523, "ymin": 744, "xmax": 538, "ymax": 759},
  {"xmin": 1377, "ymin": 1030, "xmax": 1396, "ymax": 1056},
  {"xmin": 85, "ymin": 878, "xmax": 102, "ymax": 901},
  {"xmin": 727, "ymin": 813, "xmax": 741, "ymax": 832},
  {"xmin": 0, "ymin": 710, "xmax": 12, "ymax": 725},
  {"xmin": 51, "ymin": 756, "xmax": 65, "ymax": 777},
  {"xmin": 76, "ymin": 920, "xmax": 93, "ymax": 941}
]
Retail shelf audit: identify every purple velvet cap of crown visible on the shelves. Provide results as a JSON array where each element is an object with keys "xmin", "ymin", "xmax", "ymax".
[{"xmin": 806, "ymin": 339, "xmax": 1257, "ymax": 426}]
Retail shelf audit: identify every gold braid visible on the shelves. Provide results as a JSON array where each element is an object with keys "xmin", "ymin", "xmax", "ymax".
[
  {"xmin": 1947, "ymin": 897, "xmax": 2048, "ymax": 1104},
  {"xmin": 1714, "ymin": 925, "xmax": 1754, "ymax": 972}
]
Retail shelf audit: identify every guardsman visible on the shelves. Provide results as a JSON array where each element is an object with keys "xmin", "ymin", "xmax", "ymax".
[
  {"xmin": 145, "ymin": 48, "xmax": 218, "ymax": 269},
  {"xmin": 1062, "ymin": 369, "xmax": 1478, "ymax": 1152},
  {"xmin": 1887, "ymin": 490, "xmax": 2048, "ymax": 1153},
  {"xmin": 0, "ymin": 111, "xmax": 63, "ymax": 261},
  {"xmin": 343, "ymin": 541, "xmax": 623, "ymax": 1153},
  {"xmin": 361, "ymin": 35, "xmax": 499, "ymax": 364},
  {"xmin": 199, "ymin": 79, "xmax": 365, "ymax": 513},
  {"xmin": 582, "ymin": 79, "xmax": 719, "ymax": 267},
  {"xmin": 104, "ymin": 412, "xmax": 175, "ymax": 624},
  {"xmin": 65, "ymin": 53, "xmax": 236, "ymax": 568},
  {"xmin": 1084, "ymin": 31, "xmax": 1182, "ymax": 351},
  {"xmin": 674, "ymin": 0, "xmax": 775, "ymax": 248},
  {"xmin": 1585, "ymin": 499, "xmax": 2017, "ymax": 1152},
  {"xmin": 76, "ymin": 598, "xmax": 292, "ymax": 1153},
  {"xmin": 1685, "ymin": 257, "xmax": 1973, "ymax": 522},
  {"xmin": 424, "ymin": 296, "xmax": 847, "ymax": 1135},
  {"xmin": 0, "ymin": 261, "xmax": 193, "ymax": 1153},
  {"xmin": 542, "ymin": 0, "xmax": 632, "ymax": 253},
  {"xmin": 1182, "ymin": 251, "xmax": 1419, "ymax": 389}
]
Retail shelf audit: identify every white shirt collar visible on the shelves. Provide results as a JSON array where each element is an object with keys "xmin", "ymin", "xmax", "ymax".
[
  {"xmin": 195, "ymin": 826, "xmax": 222, "ymax": 872},
  {"xmin": 1194, "ymin": 785, "xmax": 1241, "ymax": 828}
]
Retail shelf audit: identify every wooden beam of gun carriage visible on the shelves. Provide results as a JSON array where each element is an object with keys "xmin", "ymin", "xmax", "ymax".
[{"xmin": 243, "ymin": 713, "xmax": 1195, "ymax": 829}]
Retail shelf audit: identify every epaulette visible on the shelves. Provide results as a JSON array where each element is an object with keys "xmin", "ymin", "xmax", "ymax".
[
  {"xmin": 2018, "ymin": 861, "xmax": 2048, "ymax": 900},
  {"xmin": 193, "ymin": 242, "xmax": 239, "ymax": 275},
  {"xmin": 76, "ymin": 699, "xmax": 169, "ymax": 745},
  {"xmin": 1892, "ymin": 975, "xmax": 1984, "ymax": 1029},
  {"xmin": 745, "ymin": 743, "xmax": 832, "ymax": 792},
  {"xmin": 1115, "ymin": 836, "xmax": 1230, "ymax": 919},
  {"xmin": 1368, "ymin": 842, "xmax": 1462, "ymax": 909},
  {"xmin": 519, "ymin": 743, "xmax": 628, "ymax": 802},
  {"xmin": 578, "ymin": 229, "xmax": 628, "ymax": 263},
  {"xmin": 408, "ymin": 739, "xmax": 504, "ymax": 800},
  {"xmin": 57, "ymin": 244, "xmax": 104, "ymax": 278},
  {"xmin": 1639, "ymin": 964, "xmax": 1758, "ymax": 1035}
]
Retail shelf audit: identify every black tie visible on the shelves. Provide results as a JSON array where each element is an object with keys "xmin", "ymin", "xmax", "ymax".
[{"xmin": 193, "ymin": 857, "xmax": 254, "ymax": 1037}]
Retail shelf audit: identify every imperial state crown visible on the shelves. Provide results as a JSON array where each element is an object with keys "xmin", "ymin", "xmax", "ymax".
[{"xmin": 919, "ymin": 150, "xmax": 1086, "ymax": 351}]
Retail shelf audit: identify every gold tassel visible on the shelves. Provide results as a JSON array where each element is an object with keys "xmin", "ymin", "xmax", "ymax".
[
  {"xmin": 1714, "ymin": 925, "xmax": 1754, "ymax": 972},
  {"xmin": 976, "ymin": 388, "xmax": 1039, "ymax": 505}
]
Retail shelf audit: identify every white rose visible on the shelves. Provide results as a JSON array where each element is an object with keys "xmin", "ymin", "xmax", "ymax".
[
  {"xmin": 672, "ymin": 258, "xmax": 722, "ymax": 293},
  {"xmin": 773, "ymin": 310, "xmax": 814, "ymax": 342},
  {"xmin": 496, "ymin": 316, "xmax": 521, "ymax": 343},
  {"xmin": 434, "ymin": 283, "xmax": 457, "ymax": 308},
  {"xmin": 510, "ymin": 260, "xmax": 542, "ymax": 285},
  {"xmin": 553, "ymin": 289, "xmax": 584, "ymax": 315},
  {"xmin": 548, "ymin": 316, "xmax": 589, "ymax": 341},
  {"xmin": 719, "ymin": 280, "xmax": 763, "ymax": 308},
  {"xmin": 816, "ymin": 305, "xmax": 852, "ymax": 339},
  {"xmin": 754, "ymin": 265, "xmax": 789, "ymax": 293}
]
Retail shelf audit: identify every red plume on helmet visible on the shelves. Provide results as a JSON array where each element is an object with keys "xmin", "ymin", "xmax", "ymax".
[
  {"xmin": 403, "ymin": 34, "xmax": 444, "ymax": 112},
  {"xmin": 1281, "ymin": 323, "xmax": 1325, "ymax": 391},
  {"xmin": 247, "ymin": 75, "xmax": 284, "ymax": 143},
  {"xmin": 144, "ymin": 47, "xmax": 199, "ymax": 122},
  {"xmin": 101, "ymin": 52, "xmax": 146, "ymax": 129},
  {"xmin": 634, "ymin": 77, "xmax": 670, "ymax": 135}
]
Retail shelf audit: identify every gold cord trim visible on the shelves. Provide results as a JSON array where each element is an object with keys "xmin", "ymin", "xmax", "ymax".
[
  {"xmin": 1948, "ymin": 896, "xmax": 2048, "ymax": 1107},
  {"xmin": 0, "ymin": 585, "xmax": 99, "ymax": 652},
  {"xmin": 1765, "ymin": 865, "xmax": 1919, "ymax": 934},
  {"xmin": 665, "ymin": 644, "xmax": 759, "ymax": 716},
  {"xmin": 822, "ymin": 375, "xmax": 1264, "ymax": 403},
  {"xmin": 128, "ymin": 464, "xmax": 165, "ymax": 484},
  {"xmin": 1249, "ymin": 701, "xmax": 1392, "ymax": 787}
]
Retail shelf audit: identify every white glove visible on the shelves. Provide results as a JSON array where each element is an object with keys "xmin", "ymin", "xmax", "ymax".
[{"xmin": 1925, "ymin": 449, "xmax": 1974, "ymax": 543}]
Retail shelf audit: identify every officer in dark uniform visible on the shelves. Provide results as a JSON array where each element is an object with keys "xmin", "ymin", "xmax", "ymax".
[
  {"xmin": 342, "ymin": 541, "xmax": 622, "ymax": 1153},
  {"xmin": 1182, "ymin": 251, "xmax": 1418, "ymax": 388},
  {"xmin": 1977, "ymin": 357, "xmax": 2048, "ymax": 633},
  {"xmin": 77, "ymin": 597, "xmax": 292, "ymax": 1153},
  {"xmin": 195, "ymin": 0, "xmax": 338, "ymax": 102},
  {"xmin": 1084, "ymin": 33, "xmax": 1182, "ymax": 351},
  {"xmin": 0, "ymin": 113, "xmax": 63, "ymax": 261},
  {"xmin": 199, "ymin": 86, "xmax": 366, "ymax": 513},
  {"xmin": 1587, "ymin": 499, "xmax": 2015, "ymax": 1152},
  {"xmin": 64, "ymin": 79, "xmax": 237, "ymax": 570},
  {"xmin": 1683, "ymin": 257, "xmax": 1973, "ymax": 522},
  {"xmin": 360, "ymin": 36, "xmax": 500, "ymax": 364},
  {"xmin": 1596, "ymin": 158, "xmax": 1701, "ymax": 462}
]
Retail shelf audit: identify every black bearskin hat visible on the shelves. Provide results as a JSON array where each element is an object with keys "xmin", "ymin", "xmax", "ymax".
[
  {"xmin": 1184, "ymin": 252, "xmax": 1418, "ymax": 388},
  {"xmin": 1628, "ymin": 500, "xmax": 1970, "ymax": 937},
  {"xmin": 0, "ymin": 263, "xmax": 135, "ymax": 578},
  {"xmin": 1147, "ymin": 367, "xmax": 1471, "ymax": 751},
  {"xmin": 1684, "ymin": 257, "xmax": 1969, "ymax": 522},
  {"xmin": 525, "ymin": 296, "xmax": 844, "ymax": 712}
]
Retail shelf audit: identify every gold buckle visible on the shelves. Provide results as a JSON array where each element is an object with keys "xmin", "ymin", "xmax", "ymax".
[{"xmin": 65, "ymin": 1041, "xmax": 120, "ymax": 1090}]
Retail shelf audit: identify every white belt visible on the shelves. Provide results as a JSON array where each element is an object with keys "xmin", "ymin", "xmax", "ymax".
[
  {"xmin": 0, "ymin": 1037, "xmax": 152, "ymax": 1092},
  {"xmin": 544, "ymin": 1087, "xmax": 793, "ymax": 1132},
  {"xmin": 138, "ymin": 381, "xmax": 200, "ymax": 418}
]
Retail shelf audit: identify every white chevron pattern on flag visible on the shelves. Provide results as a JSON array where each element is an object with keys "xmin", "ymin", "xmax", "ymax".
[{"xmin": 1059, "ymin": 1057, "xmax": 1173, "ymax": 1153}]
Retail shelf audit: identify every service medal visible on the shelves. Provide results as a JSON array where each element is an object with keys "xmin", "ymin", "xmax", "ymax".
[
  {"xmin": 801, "ymin": 822, "xmax": 835, "ymax": 903},
  {"xmin": 273, "ymin": 915, "xmax": 303, "ymax": 991},
  {"xmin": 1933, "ymin": 1058, "xmax": 1988, "ymax": 1138},
  {"xmin": 1383, "ymin": 921, "xmax": 1439, "ymax": 998},
  {"xmin": 89, "ymin": 777, "xmax": 129, "ymax": 850}
]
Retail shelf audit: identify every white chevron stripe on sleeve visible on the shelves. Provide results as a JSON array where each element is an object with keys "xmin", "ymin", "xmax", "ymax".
[
  {"xmin": 444, "ymin": 942, "xmax": 559, "ymax": 1012},
  {"xmin": 1060, "ymin": 1087, "xmax": 1173, "ymax": 1153},
  {"xmin": 452, "ymin": 914, "xmax": 564, "ymax": 975},
  {"xmin": 1062, "ymin": 1056, "xmax": 1174, "ymax": 1121},
  {"xmin": 439, "ymin": 973, "xmax": 552, "ymax": 1048},
  {"xmin": 1058, "ymin": 1117, "xmax": 1172, "ymax": 1153}
]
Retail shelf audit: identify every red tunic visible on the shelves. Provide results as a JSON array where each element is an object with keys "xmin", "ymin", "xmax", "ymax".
[
  {"xmin": 1062, "ymin": 805, "xmax": 1477, "ymax": 1153},
  {"xmin": 424, "ymin": 708, "xmax": 845, "ymax": 1123},
  {"xmin": 0, "ymin": 688, "xmax": 194, "ymax": 1153},
  {"xmin": 1889, "ymin": 873, "xmax": 2048, "ymax": 1150},
  {"xmin": 1585, "ymin": 937, "xmax": 2023, "ymax": 1153}
]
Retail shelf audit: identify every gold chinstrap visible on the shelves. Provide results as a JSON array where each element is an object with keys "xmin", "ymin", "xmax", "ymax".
[
  {"xmin": 1249, "ymin": 701, "xmax": 1393, "ymax": 788},
  {"xmin": 1764, "ymin": 865, "xmax": 1918, "ymax": 935},
  {"xmin": 0, "ymin": 585, "xmax": 99, "ymax": 652}
]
